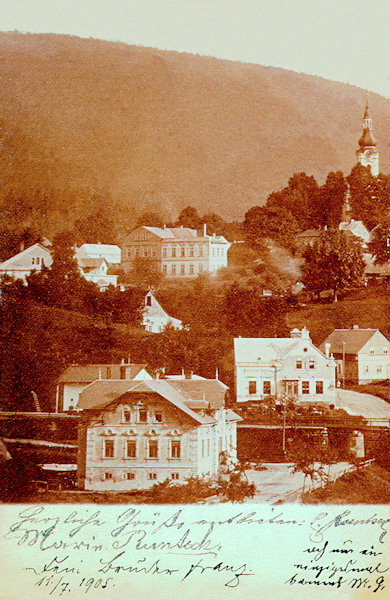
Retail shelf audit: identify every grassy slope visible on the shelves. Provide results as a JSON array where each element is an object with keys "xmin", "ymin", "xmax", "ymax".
[
  {"xmin": 0, "ymin": 32, "xmax": 389, "ymax": 228},
  {"xmin": 302, "ymin": 463, "xmax": 390, "ymax": 504},
  {"xmin": 285, "ymin": 286, "xmax": 390, "ymax": 346}
]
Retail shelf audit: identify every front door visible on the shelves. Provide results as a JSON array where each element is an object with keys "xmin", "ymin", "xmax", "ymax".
[{"xmin": 285, "ymin": 380, "xmax": 299, "ymax": 397}]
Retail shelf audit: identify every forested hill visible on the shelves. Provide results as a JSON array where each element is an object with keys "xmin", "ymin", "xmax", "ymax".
[{"xmin": 0, "ymin": 31, "xmax": 389, "ymax": 232}]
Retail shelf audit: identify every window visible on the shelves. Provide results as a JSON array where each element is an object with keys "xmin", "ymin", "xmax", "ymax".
[
  {"xmin": 377, "ymin": 366, "xmax": 382, "ymax": 374},
  {"xmin": 316, "ymin": 381, "xmax": 324, "ymax": 394},
  {"xmin": 364, "ymin": 365, "xmax": 369, "ymax": 373},
  {"xmin": 369, "ymin": 348, "xmax": 375, "ymax": 355},
  {"xmin": 148, "ymin": 440, "xmax": 158, "ymax": 458},
  {"xmin": 172, "ymin": 247, "xmax": 176, "ymax": 257},
  {"xmin": 143, "ymin": 248, "xmax": 148, "ymax": 257},
  {"xmin": 146, "ymin": 295, "xmax": 152, "ymax": 306},
  {"xmin": 202, "ymin": 439, "xmax": 205, "ymax": 457},
  {"xmin": 171, "ymin": 440, "xmax": 181, "ymax": 458},
  {"xmin": 199, "ymin": 264, "xmax": 203, "ymax": 273},
  {"xmin": 135, "ymin": 248, "xmax": 140, "ymax": 256},
  {"xmin": 181, "ymin": 247, "xmax": 185, "ymax": 257},
  {"xmin": 122, "ymin": 409, "xmax": 131, "ymax": 423},
  {"xmin": 171, "ymin": 473, "xmax": 179, "ymax": 480},
  {"xmin": 126, "ymin": 440, "xmax": 137, "ymax": 458},
  {"xmin": 163, "ymin": 247, "xmax": 167, "ymax": 258},
  {"xmin": 263, "ymin": 381, "xmax": 271, "ymax": 395},
  {"xmin": 189, "ymin": 264, "xmax": 194, "ymax": 275},
  {"xmin": 199, "ymin": 247, "xmax": 203, "ymax": 257},
  {"xmin": 138, "ymin": 409, "xmax": 148, "ymax": 423},
  {"xmin": 384, "ymin": 348, "xmax": 388, "ymax": 354},
  {"xmin": 171, "ymin": 264, "xmax": 176, "ymax": 275},
  {"xmin": 302, "ymin": 381, "xmax": 310, "ymax": 394},
  {"xmin": 155, "ymin": 412, "xmax": 163, "ymax": 423},
  {"xmin": 189, "ymin": 246, "xmax": 194, "ymax": 257},
  {"xmin": 162, "ymin": 265, "xmax": 167, "ymax": 274},
  {"xmin": 296, "ymin": 360, "xmax": 302, "ymax": 369},
  {"xmin": 32, "ymin": 258, "xmax": 35, "ymax": 265},
  {"xmin": 126, "ymin": 248, "xmax": 132, "ymax": 258},
  {"xmin": 148, "ymin": 473, "xmax": 157, "ymax": 480},
  {"xmin": 125, "ymin": 472, "xmax": 135, "ymax": 480},
  {"xmin": 207, "ymin": 439, "xmax": 210, "ymax": 456},
  {"xmin": 249, "ymin": 381, "xmax": 257, "ymax": 395},
  {"xmin": 104, "ymin": 472, "xmax": 112, "ymax": 480},
  {"xmin": 36, "ymin": 257, "xmax": 40, "ymax": 265},
  {"xmin": 309, "ymin": 360, "xmax": 316, "ymax": 369},
  {"xmin": 103, "ymin": 440, "xmax": 114, "ymax": 458},
  {"xmin": 180, "ymin": 264, "xmax": 185, "ymax": 275}
]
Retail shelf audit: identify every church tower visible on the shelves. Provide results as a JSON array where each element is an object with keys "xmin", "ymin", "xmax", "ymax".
[{"xmin": 356, "ymin": 101, "xmax": 379, "ymax": 176}]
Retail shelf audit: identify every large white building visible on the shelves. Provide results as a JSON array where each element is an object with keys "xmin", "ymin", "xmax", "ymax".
[
  {"xmin": 234, "ymin": 327, "xmax": 337, "ymax": 404},
  {"xmin": 76, "ymin": 377, "xmax": 240, "ymax": 490},
  {"xmin": 121, "ymin": 225, "xmax": 230, "ymax": 278}
]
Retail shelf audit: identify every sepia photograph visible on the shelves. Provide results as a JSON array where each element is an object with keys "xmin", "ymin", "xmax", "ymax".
[{"xmin": 0, "ymin": 1, "xmax": 389, "ymax": 598}]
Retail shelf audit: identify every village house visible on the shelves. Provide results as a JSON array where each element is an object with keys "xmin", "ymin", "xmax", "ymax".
[
  {"xmin": 142, "ymin": 290, "xmax": 182, "ymax": 333},
  {"xmin": 234, "ymin": 327, "xmax": 337, "ymax": 404},
  {"xmin": 75, "ymin": 243, "xmax": 121, "ymax": 264},
  {"xmin": 76, "ymin": 377, "xmax": 240, "ymax": 490},
  {"xmin": 320, "ymin": 326, "xmax": 390, "ymax": 384},
  {"xmin": 56, "ymin": 362, "xmax": 153, "ymax": 412},
  {"xmin": 0, "ymin": 242, "xmax": 53, "ymax": 282},
  {"xmin": 121, "ymin": 224, "xmax": 230, "ymax": 278},
  {"xmin": 77, "ymin": 257, "xmax": 118, "ymax": 290}
]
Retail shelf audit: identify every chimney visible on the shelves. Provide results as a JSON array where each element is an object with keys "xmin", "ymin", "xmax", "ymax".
[
  {"xmin": 325, "ymin": 342, "xmax": 331, "ymax": 358},
  {"xmin": 301, "ymin": 326, "xmax": 311, "ymax": 341},
  {"xmin": 203, "ymin": 223, "xmax": 207, "ymax": 236},
  {"xmin": 290, "ymin": 328, "xmax": 301, "ymax": 339},
  {"xmin": 353, "ymin": 325, "xmax": 359, "ymax": 329},
  {"xmin": 163, "ymin": 223, "xmax": 166, "ymax": 229}
]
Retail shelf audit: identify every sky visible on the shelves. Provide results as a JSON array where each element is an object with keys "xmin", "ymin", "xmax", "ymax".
[{"xmin": 1, "ymin": 0, "xmax": 390, "ymax": 98}]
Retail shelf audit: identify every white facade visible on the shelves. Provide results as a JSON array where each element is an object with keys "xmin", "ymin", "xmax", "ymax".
[
  {"xmin": 0, "ymin": 243, "xmax": 52, "ymax": 281},
  {"xmin": 76, "ymin": 379, "xmax": 240, "ymax": 491},
  {"xmin": 142, "ymin": 290, "xmax": 182, "ymax": 333},
  {"xmin": 122, "ymin": 225, "xmax": 230, "ymax": 278},
  {"xmin": 235, "ymin": 328, "xmax": 337, "ymax": 404}
]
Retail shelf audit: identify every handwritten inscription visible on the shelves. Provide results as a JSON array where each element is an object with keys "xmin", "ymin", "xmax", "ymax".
[
  {"xmin": 285, "ymin": 539, "xmax": 389, "ymax": 593},
  {"xmin": 2, "ymin": 505, "xmax": 389, "ymax": 597}
]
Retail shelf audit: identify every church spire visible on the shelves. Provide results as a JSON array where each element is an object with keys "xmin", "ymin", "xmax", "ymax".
[{"xmin": 356, "ymin": 101, "xmax": 379, "ymax": 176}]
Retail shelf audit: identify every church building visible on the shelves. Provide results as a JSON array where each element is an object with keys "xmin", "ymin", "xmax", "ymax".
[{"xmin": 356, "ymin": 102, "xmax": 379, "ymax": 176}]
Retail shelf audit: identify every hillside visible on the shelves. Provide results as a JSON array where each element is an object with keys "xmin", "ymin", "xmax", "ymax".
[{"xmin": 0, "ymin": 31, "xmax": 389, "ymax": 234}]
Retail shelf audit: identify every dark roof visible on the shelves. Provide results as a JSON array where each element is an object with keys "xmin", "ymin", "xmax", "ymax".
[
  {"xmin": 58, "ymin": 364, "xmax": 149, "ymax": 383},
  {"xmin": 77, "ymin": 380, "xmax": 214, "ymax": 424},
  {"xmin": 320, "ymin": 328, "xmax": 378, "ymax": 354},
  {"xmin": 359, "ymin": 129, "xmax": 376, "ymax": 147},
  {"xmin": 169, "ymin": 379, "xmax": 228, "ymax": 409}
]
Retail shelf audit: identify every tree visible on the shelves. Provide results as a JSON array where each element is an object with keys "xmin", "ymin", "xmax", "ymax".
[
  {"xmin": 135, "ymin": 211, "xmax": 164, "ymax": 228},
  {"xmin": 317, "ymin": 171, "xmax": 347, "ymax": 227},
  {"xmin": 368, "ymin": 224, "xmax": 390, "ymax": 264},
  {"xmin": 346, "ymin": 164, "xmax": 389, "ymax": 229},
  {"xmin": 266, "ymin": 172, "xmax": 320, "ymax": 230},
  {"xmin": 302, "ymin": 230, "xmax": 365, "ymax": 301},
  {"xmin": 175, "ymin": 206, "xmax": 201, "ymax": 229},
  {"xmin": 243, "ymin": 205, "xmax": 299, "ymax": 251}
]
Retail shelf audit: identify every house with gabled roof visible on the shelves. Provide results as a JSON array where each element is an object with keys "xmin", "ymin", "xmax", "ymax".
[
  {"xmin": 234, "ymin": 327, "xmax": 337, "ymax": 404},
  {"xmin": 320, "ymin": 326, "xmax": 390, "ymax": 384},
  {"xmin": 0, "ymin": 242, "xmax": 53, "ymax": 281},
  {"xmin": 121, "ymin": 224, "xmax": 230, "ymax": 278},
  {"xmin": 77, "ymin": 257, "xmax": 118, "ymax": 290},
  {"xmin": 76, "ymin": 377, "xmax": 240, "ymax": 490},
  {"xmin": 142, "ymin": 290, "xmax": 182, "ymax": 333},
  {"xmin": 75, "ymin": 243, "xmax": 121, "ymax": 264},
  {"xmin": 56, "ymin": 362, "xmax": 153, "ymax": 412}
]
